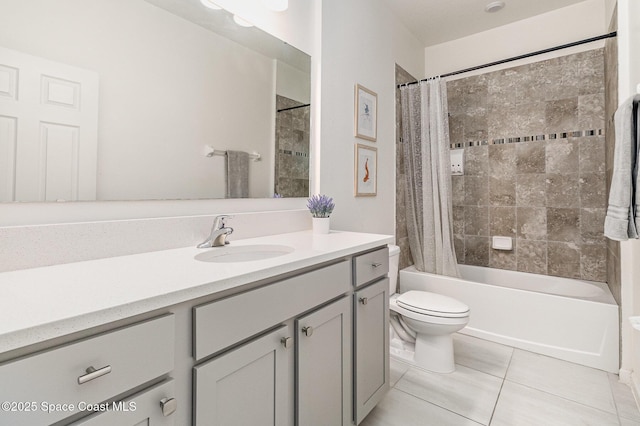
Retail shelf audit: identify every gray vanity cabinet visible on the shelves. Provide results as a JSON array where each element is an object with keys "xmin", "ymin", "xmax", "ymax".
[
  {"xmin": 352, "ymin": 248, "xmax": 390, "ymax": 424},
  {"xmin": 193, "ymin": 325, "xmax": 293, "ymax": 426},
  {"xmin": 0, "ymin": 245, "xmax": 391, "ymax": 426},
  {"xmin": 354, "ymin": 278, "xmax": 389, "ymax": 424},
  {"xmin": 297, "ymin": 296, "xmax": 352, "ymax": 426},
  {"xmin": 0, "ymin": 314, "xmax": 176, "ymax": 426},
  {"xmin": 192, "ymin": 260, "xmax": 352, "ymax": 426}
]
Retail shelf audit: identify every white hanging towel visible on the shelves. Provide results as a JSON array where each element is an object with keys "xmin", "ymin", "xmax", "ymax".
[{"xmin": 604, "ymin": 94, "xmax": 640, "ymax": 240}]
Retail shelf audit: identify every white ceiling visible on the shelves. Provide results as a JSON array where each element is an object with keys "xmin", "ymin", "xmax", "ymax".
[{"xmin": 381, "ymin": 0, "xmax": 590, "ymax": 46}]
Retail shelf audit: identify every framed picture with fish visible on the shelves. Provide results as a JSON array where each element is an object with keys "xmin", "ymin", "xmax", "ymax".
[
  {"xmin": 354, "ymin": 84, "xmax": 377, "ymax": 141},
  {"xmin": 355, "ymin": 144, "xmax": 377, "ymax": 196}
]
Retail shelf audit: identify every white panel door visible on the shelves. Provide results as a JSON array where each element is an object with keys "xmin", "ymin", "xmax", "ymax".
[{"xmin": 0, "ymin": 46, "xmax": 99, "ymax": 201}]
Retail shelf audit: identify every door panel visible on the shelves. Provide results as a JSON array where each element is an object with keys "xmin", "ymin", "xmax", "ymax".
[
  {"xmin": 194, "ymin": 325, "xmax": 292, "ymax": 426},
  {"xmin": 354, "ymin": 279, "xmax": 389, "ymax": 424},
  {"xmin": 0, "ymin": 46, "xmax": 98, "ymax": 201}
]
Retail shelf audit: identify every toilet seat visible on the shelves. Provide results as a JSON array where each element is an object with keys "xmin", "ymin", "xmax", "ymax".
[
  {"xmin": 389, "ymin": 294, "xmax": 469, "ymax": 326},
  {"xmin": 397, "ymin": 291, "xmax": 469, "ymax": 318}
]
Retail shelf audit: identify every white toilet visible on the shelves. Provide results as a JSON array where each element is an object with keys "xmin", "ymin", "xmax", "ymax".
[{"xmin": 387, "ymin": 245, "xmax": 470, "ymax": 373}]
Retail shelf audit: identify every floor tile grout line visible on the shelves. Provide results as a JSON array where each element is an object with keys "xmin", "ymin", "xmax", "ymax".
[
  {"xmin": 454, "ymin": 359, "xmax": 512, "ymax": 380},
  {"xmin": 394, "ymin": 361, "xmax": 505, "ymax": 425},
  {"xmin": 384, "ymin": 335, "xmax": 640, "ymax": 425},
  {"xmin": 607, "ymin": 374, "xmax": 629, "ymax": 425},
  {"xmin": 487, "ymin": 347, "xmax": 515, "ymax": 425},
  {"xmin": 391, "ymin": 387, "xmax": 486, "ymax": 425},
  {"xmin": 391, "ymin": 364, "xmax": 410, "ymax": 388},
  {"xmin": 502, "ymin": 377, "xmax": 620, "ymax": 417}
]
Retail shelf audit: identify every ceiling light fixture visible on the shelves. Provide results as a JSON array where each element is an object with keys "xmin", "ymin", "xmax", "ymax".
[
  {"xmin": 200, "ymin": 0, "xmax": 222, "ymax": 10},
  {"xmin": 263, "ymin": 0, "xmax": 288, "ymax": 12},
  {"xmin": 233, "ymin": 15, "xmax": 254, "ymax": 27},
  {"xmin": 484, "ymin": 1, "xmax": 505, "ymax": 13}
]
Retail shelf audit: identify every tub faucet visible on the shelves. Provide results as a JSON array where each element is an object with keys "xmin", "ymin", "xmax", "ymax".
[{"xmin": 198, "ymin": 215, "xmax": 234, "ymax": 248}]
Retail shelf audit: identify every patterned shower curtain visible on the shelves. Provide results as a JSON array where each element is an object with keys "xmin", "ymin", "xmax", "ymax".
[{"xmin": 400, "ymin": 78, "xmax": 459, "ymax": 277}]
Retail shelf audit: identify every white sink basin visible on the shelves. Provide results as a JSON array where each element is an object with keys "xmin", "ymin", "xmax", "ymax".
[{"xmin": 194, "ymin": 244, "xmax": 294, "ymax": 263}]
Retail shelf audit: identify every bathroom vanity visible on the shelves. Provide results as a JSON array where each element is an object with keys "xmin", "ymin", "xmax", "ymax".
[{"xmin": 0, "ymin": 231, "xmax": 392, "ymax": 425}]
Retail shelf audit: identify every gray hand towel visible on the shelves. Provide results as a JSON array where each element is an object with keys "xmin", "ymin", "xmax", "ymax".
[
  {"xmin": 226, "ymin": 150, "xmax": 250, "ymax": 198},
  {"xmin": 604, "ymin": 95, "xmax": 640, "ymax": 240}
]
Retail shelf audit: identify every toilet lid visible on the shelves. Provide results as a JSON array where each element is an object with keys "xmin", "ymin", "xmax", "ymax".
[{"xmin": 397, "ymin": 291, "xmax": 470, "ymax": 318}]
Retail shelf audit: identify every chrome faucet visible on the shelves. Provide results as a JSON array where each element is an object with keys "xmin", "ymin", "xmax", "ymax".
[{"xmin": 198, "ymin": 215, "xmax": 234, "ymax": 248}]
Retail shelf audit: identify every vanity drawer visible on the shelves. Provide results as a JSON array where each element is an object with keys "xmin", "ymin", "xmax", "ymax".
[
  {"xmin": 354, "ymin": 247, "xmax": 389, "ymax": 288},
  {"xmin": 194, "ymin": 260, "xmax": 350, "ymax": 360},
  {"xmin": 71, "ymin": 379, "xmax": 176, "ymax": 425},
  {"xmin": 0, "ymin": 314, "xmax": 175, "ymax": 426}
]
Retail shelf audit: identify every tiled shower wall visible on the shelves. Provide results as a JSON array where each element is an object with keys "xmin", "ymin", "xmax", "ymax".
[
  {"xmin": 449, "ymin": 49, "xmax": 607, "ymax": 282},
  {"xmin": 395, "ymin": 64, "xmax": 416, "ymax": 270},
  {"xmin": 275, "ymin": 95, "xmax": 310, "ymax": 198},
  {"xmin": 604, "ymin": 8, "xmax": 621, "ymax": 303}
]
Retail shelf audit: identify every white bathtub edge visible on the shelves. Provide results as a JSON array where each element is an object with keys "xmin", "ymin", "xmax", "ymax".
[
  {"xmin": 400, "ymin": 265, "xmax": 620, "ymax": 373},
  {"xmin": 460, "ymin": 325, "xmax": 619, "ymax": 373}
]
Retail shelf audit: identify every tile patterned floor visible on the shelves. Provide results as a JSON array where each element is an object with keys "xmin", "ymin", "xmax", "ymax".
[{"xmin": 361, "ymin": 334, "xmax": 640, "ymax": 426}]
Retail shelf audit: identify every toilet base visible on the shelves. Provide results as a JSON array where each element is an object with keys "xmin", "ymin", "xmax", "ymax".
[
  {"xmin": 414, "ymin": 334, "xmax": 455, "ymax": 373},
  {"xmin": 389, "ymin": 328, "xmax": 457, "ymax": 374}
]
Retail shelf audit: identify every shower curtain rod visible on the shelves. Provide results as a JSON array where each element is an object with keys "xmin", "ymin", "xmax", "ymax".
[
  {"xmin": 398, "ymin": 31, "xmax": 617, "ymax": 88},
  {"xmin": 277, "ymin": 103, "xmax": 310, "ymax": 113}
]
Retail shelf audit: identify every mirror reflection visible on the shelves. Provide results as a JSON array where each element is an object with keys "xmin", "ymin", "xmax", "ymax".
[{"xmin": 0, "ymin": 0, "xmax": 311, "ymax": 202}]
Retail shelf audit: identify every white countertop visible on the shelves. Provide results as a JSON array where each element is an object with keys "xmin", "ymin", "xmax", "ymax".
[{"xmin": 0, "ymin": 230, "xmax": 393, "ymax": 354}]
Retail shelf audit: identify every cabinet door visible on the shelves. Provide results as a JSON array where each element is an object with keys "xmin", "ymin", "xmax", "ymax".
[
  {"xmin": 297, "ymin": 297, "xmax": 351, "ymax": 426},
  {"xmin": 193, "ymin": 325, "xmax": 293, "ymax": 426},
  {"xmin": 70, "ymin": 379, "xmax": 176, "ymax": 425},
  {"xmin": 354, "ymin": 278, "xmax": 389, "ymax": 424}
]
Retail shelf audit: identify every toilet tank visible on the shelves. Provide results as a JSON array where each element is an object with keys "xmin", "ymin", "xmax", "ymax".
[{"xmin": 388, "ymin": 245, "xmax": 400, "ymax": 295}]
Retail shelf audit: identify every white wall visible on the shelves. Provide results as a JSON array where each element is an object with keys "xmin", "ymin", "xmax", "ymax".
[
  {"xmin": 1, "ymin": 0, "xmax": 278, "ymax": 201},
  {"xmin": 204, "ymin": 0, "xmax": 315, "ymax": 56},
  {"xmin": 276, "ymin": 61, "xmax": 311, "ymax": 104},
  {"xmin": 318, "ymin": 0, "xmax": 424, "ymax": 236},
  {"xmin": 604, "ymin": 0, "xmax": 617, "ymax": 28},
  {"xmin": 424, "ymin": 0, "xmax": 607, "ymax": 78},
  {"xmin": 616, "ymin": 0, "xmax": 640, "ymax": 393}
]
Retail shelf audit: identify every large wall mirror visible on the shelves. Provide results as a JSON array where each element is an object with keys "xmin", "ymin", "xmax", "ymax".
[{"xmin": 0, "ymin": 0, "xmax": 311, "ymax": 202}]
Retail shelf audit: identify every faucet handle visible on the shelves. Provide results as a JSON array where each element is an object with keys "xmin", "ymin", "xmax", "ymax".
[{"xmin": 213, "ymin": 214, "xmax": 233, "ymax": 229}]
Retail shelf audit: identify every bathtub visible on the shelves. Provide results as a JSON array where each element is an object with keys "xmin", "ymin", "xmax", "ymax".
[{"xmin": 400, "ymin": 265, "xmax": 619, "ymax": 373}]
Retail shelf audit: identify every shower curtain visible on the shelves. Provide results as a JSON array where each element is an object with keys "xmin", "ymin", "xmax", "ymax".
[{"xmin": 400, "ymin": 78, "xmax": 460, "ymax": 277}]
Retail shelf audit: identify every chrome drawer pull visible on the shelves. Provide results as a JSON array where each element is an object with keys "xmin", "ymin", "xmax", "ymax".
[
  {"xmin": 160, "ymin": 397, "xmax": 177, "ymax": 417},
  {"xmin": 281, "ymin": 337, "xmax": 293, "ymax": 349},
  {"xmin": 302, "ymin": 326, "xmax": 313, "ymax": 337},
  {"xmin": 359, "ymin": 297, "xmax": 368, "ymax": 305},
  {"xmin": 78, "ymin": 365, "xmax": 112, "ymax": 385},
  {"xmin": 371, "ymin": 262, "xmax": 383, "ymax": 268}
]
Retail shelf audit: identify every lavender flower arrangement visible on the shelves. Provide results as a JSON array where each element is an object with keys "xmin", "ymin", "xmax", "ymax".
[{"xmin": 307, "ymin": 194, "xmax": 335, "ymax": 218}]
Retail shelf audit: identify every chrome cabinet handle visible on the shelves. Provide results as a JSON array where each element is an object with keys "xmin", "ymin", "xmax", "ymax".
[
  {"xmin": 302, "ymin": 326, "xmax": 313, "ymax": 337},
  {"xmin": 160, "ymin": 397, "xmax": 177, "ymax": 417},
  {"xmin": 78, "ymin": 365, "xmax": 112, "ymax": 385},
  {"xmin": 359, "ymin": 297, "xmax": 368, "ymax": 305},
  {"xmin": 371, "ymin": 262, "xmax": 383, "ymax": 268},
  {"xmin": 281, "ymin": 337, "xmax": 293, "ymax": 349}
]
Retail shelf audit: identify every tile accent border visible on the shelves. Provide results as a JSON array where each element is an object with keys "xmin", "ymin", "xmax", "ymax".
[{"xmin": 450, "ymin": 129, "xmax": 604, "ymax": 150}]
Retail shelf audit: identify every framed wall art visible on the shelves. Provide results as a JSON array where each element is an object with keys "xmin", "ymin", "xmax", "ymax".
[
  {"xmin": 354, "ymin": 84, "xmax": 377, "ymax": 141},
  {"xmin": 355, "ymin": 144, "xmax": 377, "ymax": 197}
]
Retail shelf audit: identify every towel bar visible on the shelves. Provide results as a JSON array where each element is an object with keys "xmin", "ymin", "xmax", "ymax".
[{"xmin": 204, "ymin": 145, "xmax": 261, "ymax": 161}]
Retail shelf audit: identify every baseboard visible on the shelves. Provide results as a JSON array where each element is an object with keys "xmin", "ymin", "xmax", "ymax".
[
  {"xmin": 620, "ymin": 368, "xmax": 633, "ymax": 384},
  {"xmin": 632, "ymin": 371, "xmax": 640, "ymax": 410}
]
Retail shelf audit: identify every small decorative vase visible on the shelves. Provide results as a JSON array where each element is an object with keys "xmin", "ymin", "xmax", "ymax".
[{"xmin": 312, "ymin": 217, "xmax": 330, "ymax": 234}]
